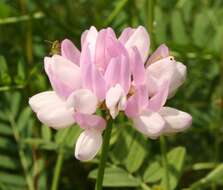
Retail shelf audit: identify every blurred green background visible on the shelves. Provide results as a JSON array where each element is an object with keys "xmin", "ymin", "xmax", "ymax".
[{"xmin": 0, "ymin": 0, "xmax": 223, "ymax": 189}]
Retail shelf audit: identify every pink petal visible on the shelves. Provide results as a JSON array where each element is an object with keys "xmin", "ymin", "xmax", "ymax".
[
  {"xmin": 130, "ymin": 47, "xmax": 146, "ymax": 86},
  {"xmin": 61, "ymin": 39, "xmax": 80, "ymax": 65},
  {"xmin": 159, "ymin": 107, "xmax": 192, "ymax": 133},
  {"xmin": 104, "ymin": 55, "xmax": 130, "ymax": 94},
  {"xmin": 119, "ymin": 55, "xmax": 131, "ymax": 93},
  {"xmin": 107, "ymin": 37, "xmax": 129, "ymax": 58},
  {"xmin": 74, "ymin": 112, "xmax": 106, "ymax": 131},
  {"xmin": 146, "ymin": 44, "xmax": 169, "ymax": 65},
  {"xmin": 132, "ymin": 110, "xmax": 165, "ymax": 139},
  {"xmin": 147, "ymin": 80, "xmax": 169, "ymax": 112},
  {"xmin": 104, "ymin": 57, "xmax": 120, "ymax": 89},
  {"xmin": 81, "ymin": 26, "xmax": 98, "ymax": 58},
  {"xmin": 44, "ymin": 55, "xmax": 81, "ymax": 99},
  {"xmin": 80, "ymin": 44, "xmax": 106, "ymax": 100},
  {"xmin": 125, "ymin": 26, "xmax": 150, "ymax": 62},
  {"xmin": 95, "ymin": 28, "xmax": 116, "ymax": 72},
  {"xmin": 118, "ymin": 27, "xmax": 135, "ymax": 44},
  {"xmin": 66, "ymin": 89, "xmax": 98, "ymax": 114},
  {"xmin": 75, "ymin": 129, "xmax": 102, "ymax": 161},
  {"xmin": 125, "ymin": 85, "xmax": 148, "ymax": 117},
  {"xmin": 29, "ymin": 91, "xmax": 75, "ymax": 128}
]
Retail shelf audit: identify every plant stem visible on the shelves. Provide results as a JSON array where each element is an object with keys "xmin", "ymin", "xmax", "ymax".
[
  {"xmin": 51, "ymin": 151, "xmax": 64, "ymax": 190},
  {"xmin": 95, "ymin": 118, "xmax": 113, "ymax": 190},
  {"xmin": 103, "ymin": 0, "xmax": 129, "ymax": 27},
  {"xmin": 160, "ymin": 136, "xmax": 170, "ymax": 190},
  {"xmin": 146, "ymin": 0, "xmax": 155, "ymax": 50},
  {"xmin": 0, "ymin": 12, "xmax": 44, "ymax": 25},
  {"xmin": 8, "ymin": 114, "xmax": 35, "ymax": 190}
]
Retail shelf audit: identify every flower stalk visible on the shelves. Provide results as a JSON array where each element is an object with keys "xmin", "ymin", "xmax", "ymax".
[
  {"xmin": 95, "ymin": 117, "xmax": 113, "ymax": 190},
  {"xmin": 160, "ymin": 136, "xmax": 170, "ymax": 190},
  {"xmin": 51, "ymin": 150, "xmax": 64, "ymax": 190}
]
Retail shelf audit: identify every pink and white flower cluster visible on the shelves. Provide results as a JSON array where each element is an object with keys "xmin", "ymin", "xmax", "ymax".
[{"xmin": 29, "ymin": 26, "xmax": 192, "ymax": 161}]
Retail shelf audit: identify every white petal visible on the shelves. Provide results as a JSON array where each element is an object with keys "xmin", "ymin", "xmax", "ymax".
[
  {"xmin": 29, "ymin": 91, "xmax": 63, "ymax": 113},
  {"xmin": 37, "ymin": 106, "xmax": 74, "ymax": 129},
  {"xmin": 146, "ymin": 58, "xmax": 187, "ymax": 97},
  {"xmin": 75, "ymin": 129, "xmax": 102, "ymax": 161},
  {"xmin": 105, "ymin": 84, "xmax": 126, "ymax": 119},
  {"xmin": 168, "ymin": 62, "xmax": 186, "ymax": 97},
  {"xmin": 66, "ymin": 89, "xmax": 98, "ymax": 114},
  {"xmin": 159, "ymin": 107, "xmax": 192, "ymax": 133},
  {"xmin": 125, "ymin": 26, "xmax": 150, "ymax": 62},
  {"xmin": 82, "ymin": 26, "xmax": 98, "ymax": 59},
  {"xmin": 29, "ymin": 91, "xmax": 75, "ymax": 128},
  {"xmin": 133, "ymin": 110, "xmax": 165, "ymax": 139}
]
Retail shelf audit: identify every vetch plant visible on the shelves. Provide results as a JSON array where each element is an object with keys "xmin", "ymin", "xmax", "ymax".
[{"xmin": 28, "ymin": 26, "xmax": 192, "ymax": 190}]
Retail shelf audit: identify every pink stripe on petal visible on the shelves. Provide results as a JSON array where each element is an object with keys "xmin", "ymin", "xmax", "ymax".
[
  {"xmin": 147, "ymin": 80, "xmax": 169, "ymax": 112},
  {"xmin": 74, "ymin": 112, "xmax": 106, "ymax": 131},
  {"xmin": 118, "ymin": 27, "xmax": 135, "ymax": 44},
  {"xmin": 125, "ymin": 26, "xmax": 150, "ymax": 63},
  {"xmin": 125, "ymin": 85, "xmax": 148, "ymax": 117},
  {"xmin": 130, "ymin": 47, "xmax": 146, "ymax": 86},
  {"xmin": 61, "ymin": 39, "xmax": 80, "ymax": 65},
  {"xmin": 146, "ymin": 44, "xmax": 169, "ymax": 65}
]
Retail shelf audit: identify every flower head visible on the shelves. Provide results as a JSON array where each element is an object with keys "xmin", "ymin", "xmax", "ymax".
[{"xmin": 29, "ymin": 26, "xmax": 192, "ymax": 161}]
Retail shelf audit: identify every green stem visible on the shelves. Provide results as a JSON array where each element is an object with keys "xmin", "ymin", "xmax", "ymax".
[
  {"xmin": 160, "ymin": 136, "xmax": 170, "ymax": 190},
  {"xmin": 103, "ymin": 0, "xmax": 129, "ymax": 27},
  {"xmin": 8, "ymin": 114, "xmax": 35, "ymax": 190},
  {"xmin": 0, "ymin": 85, "xmax": 25, "ymax": 92},
  {"xmin": 0, "ymin": 12, "xmax": 44, "ymax": 25},
  {"xmin": 95, "ymin": 118, "xmax": 113, "ymax": 190},
  {"xmin": 51, "ymin": 151, "xmax": 64, "ymax": 190},
  {"xmin": 146, "ymin": 0, "xmax": 155, "ymax": 50}
]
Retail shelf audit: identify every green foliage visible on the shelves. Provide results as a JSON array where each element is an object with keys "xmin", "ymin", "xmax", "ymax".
[{"xmin": 0, "ymin": 0, "xmax": 223, "ymax": 190}]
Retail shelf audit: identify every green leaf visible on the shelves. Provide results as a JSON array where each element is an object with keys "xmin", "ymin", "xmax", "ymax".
[
  {"xmin": 89, "ymin": 167, "xmax": 140, "ymax": 187},
  {"xmin": 23, "ymin": 138, "xmax": 58, "ymax": 150},
  {"xmin": 17, "ymin": 107, "xmax": 32, "ymax": 134},
  {"xmin": 125, "ymin": 133, "xmax": 147, "ymax": 173},
  {"xmin": 0, "ymin": 2, "xmax": 12, "ymax": 18},
  {"xmin": 9, "ymin": 92, "xmax": 21, "ymax": 118},
  {"xmin": 189, "ymin": 164, "xmax": 223, "ymax": 189},
  {"xmin": 203, "ymin": 164, "xmax": 223, "ymax": 184},
  {"xmin": 143, "ymin": 162, "xmax": 163, "ymax": 183},
  {"xmin": 65, "ymin": 126, "xmax": 81, "ymax": 147},
  {"xmin": 0, "ymin": 172, "xmax": 26, "ymax": 186},
  {"xmin": 0, "ymin": 137, "xmax": 16, "ymax": 152},
  {"xmin": 161, "ymin": 146, "xmax": 186, "ymax": 190},
  {"xmin": 0, "ymin": 123, "xmax": 13, "ymax": 136},
  {"xmin": 14, "ymin": 59, "xmax": 26, "ymax": 85},
  {"xmin": 171, "ymin": 10, "xmax": 189, "ymax": 45},
  {"xmin": 0, "ymin": 155, "xmax": 20, "ymax": 170},
  {"xmin": 155, "ymin": 6, "xmax": 167, "ymax": 43},
  {"xmin": 110, "ymin": 132, "xmax": 129, "ymax": 164},
  {"xmin": 192, "ymin": 12, "xmax": 212, "ymax": 48},
  {"xmin": 55, "ymin": 127, "xmax": 70, "ymax": 145},
  {"xmin": 110, "ymin": 125, "xmax": 135, "ymax": 164},
  {"xmin": 0, "ymin": 55, "xmax": 11, "ymax": 85},
  {"xmin": 41, "ymin": 125, "xmax": 52, "ymax": 141}
]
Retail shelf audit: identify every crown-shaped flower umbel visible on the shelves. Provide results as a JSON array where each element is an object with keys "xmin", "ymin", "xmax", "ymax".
[{"xmin": 29, "ymin": 26, "xmax": 192, "ymax": 161}]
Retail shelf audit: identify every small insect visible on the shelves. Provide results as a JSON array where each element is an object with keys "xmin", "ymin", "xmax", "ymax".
[{"xmin": 45, "ymin": 40, "xmax": 61, "ymax": 56}]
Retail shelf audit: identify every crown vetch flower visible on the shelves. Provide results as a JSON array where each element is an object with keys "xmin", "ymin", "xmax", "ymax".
[{"xmin": 29, "ymin": 26, "xmax": 192, "ymax": 161}]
